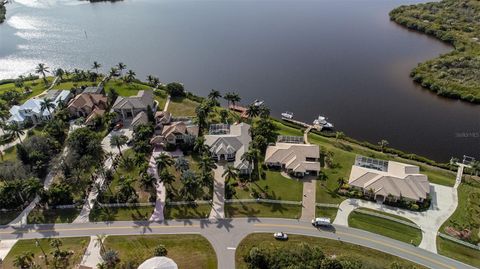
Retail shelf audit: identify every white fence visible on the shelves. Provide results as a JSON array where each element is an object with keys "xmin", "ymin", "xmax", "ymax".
[
  {"xmin": 354, "ymin": 209, "xmax": 421, "ymax": 229},
  {"xmin": 225, "ymin": 199, "xmax": 302, "ymax": 205},
  {"xmin": 438, "ymin": 232, "xmax": 480, "ymax": 250}
]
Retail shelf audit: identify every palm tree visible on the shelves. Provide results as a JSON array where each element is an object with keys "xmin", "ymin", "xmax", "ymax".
[
  {"xmin": 49, "ymin": 238, "xmax": 62, "ymax": 252},
  {"xmin": 147, "ymin": 75, "xmax": 155, "ymax": 86},
  {"xmin": 246, "ymin": 104, "xmax": 259, "ymax": 118},
  {"xmin": 223, "ymin": 92, "xmax": 234, "ymax": 107},
  {"xmin": 199, "ymin": 154, "xmax": 217, "ymax": 174},
  {"xmin": 117, "ymin": 62, "xmax": 126, "ymax": 75},
  {"xmin": 153, "ymin": 77, "xmax": 160, "ymax": 88},
  {"xmin": 471, "ymin": 160, "xmax": 480, "ymax": 177},
  {"xmin": 95, "ymin": 234, "xmax": 107, "ymax": 254},
  {"xmin": 108, "ymin": 67, "xmax": 118, "ymax": 78},
  {"xmin": 35, "ymin": 63, "xmax": 50, "ymax": 85},
  {"xmin": 7, "ymin": 122, "xmax": 25, "ymax": 143},
  {"xmin": 110, "ymin": 134, "xmax": 128, "ymax": 157},
  {"xmin": 92, "ymin": 61, "xmax": 102, "ymax": 74},
  {"xmin": 140, "ymin": 172, "xmax": 156, "ymax": 191},
  {"xmin": 222, "ymin": 165, "xmax": 239, "ymax": 183},
  {"xmin": 126, "ymin": 70, "xmax": 136, "ymax": 83},
  {"xmin": 40, "ymin": 98, "xmax": 55, "ymax": 116},
  {"xmin": 195, "ymin": 105, "xmax": 208, "ymax": 135},
  {"xmin": 13, "ymin": 251, "xmax": 35, "ymax": 269},
  {"xmin": 174, "ymin": 156, "xmax": 190, "ymax": 172},
  {"xmin": 230, "ymin": 93, "xmax": 241, "ymax": 107},
  {"xmin": 54, "ymin": 68, "xmax": 65, "ymax": 81},
  {"xmin": 155, "ymin": 153, "xmax": 174, "ymax": 172},
  {"xmin": 208, "ymin": 89, "xmax": 221, "ymax": 103},
  {"xmin": 194, "ymin": 136, "xmax": 207, "ymax": 154},
  {"xmin": 101, "ymin": 249, "xmax": 120, "ymax": 269},
  {"xmin": 159, "ymin": 169, "xmax": 175, "ymax": 187},
  {"xmin": 258, "ymin": 105, "xmax": 270, "ymax": 119},
  {"xmin": 335, "ymin": 131, "xmax": 344, "ymax": 142},
  {"xmin": 378, "ymin": 139, "xmax": 389, "ymax": 152},
  {"xmin": 219, "ymin": 109, "xmax": 229, "ymax": 123}
]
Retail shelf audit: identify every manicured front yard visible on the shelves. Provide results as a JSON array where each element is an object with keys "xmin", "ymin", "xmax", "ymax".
[
  {"xmin": 236, "ymin": 233, "xmax": 426, "ymax": 269},
  {"xmin": 3, "ymin": 237, "xmax": 89, "ymax": 269},
  {"xmin": 348, "ymin": 209, "xmax": 422, "ymax": 246},
  {"xmin": 89, "ymin": 205, "xmax": 154, "ymax": 222},
  {"xmin": 27, "ymin": 207, "xmax": 81, "ymax": 224},
  {"xmin": 225, "ymin": 202, "xmax": 301, "ymax": 219},
  {"xmin": 104, "ymin": 234, "xmax": 217, "ymax": 269},
  {"xmin": 315, "ymin": 206, "xmax": 339, "ymax": 221},
  {"xmin": 232, "ymin": 170, "xmax": 303, "ymax": 201},
  {"xmin": 164, "ymin": 204, "xmax": 211, "ymax": 219},
  {"xmin": 437, "ymin": 237, "xmax": 480, "ymax": 268}
]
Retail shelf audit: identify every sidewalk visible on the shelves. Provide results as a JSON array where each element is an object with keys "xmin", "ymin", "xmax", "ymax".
[
  {"xmin": 80, "ymin": 236, "xmax": 102, "ymax": 268},
  {"xmin": 300, "ymin": 176, "xmax": 316, "ymax": 221}
]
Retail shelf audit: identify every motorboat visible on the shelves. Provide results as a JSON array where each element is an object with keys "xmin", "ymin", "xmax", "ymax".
[
  {"xmin": 253, "ymin": 99, "xmax": 264, "ymax": 106},
  {"xmin": 281, "ymin": 111, "xmax": 294, "ymax": 119},
  {"xmin": 313, "ymin": 115, "xmax": 334, "ymax": 129}
]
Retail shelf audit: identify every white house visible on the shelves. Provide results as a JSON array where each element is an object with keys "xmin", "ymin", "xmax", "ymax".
[
  {"xmin": 9, "ymin": 90, "xmax": 72, "ymax": 125},
  {"xmin": 205, "ymin": 123, "xmax": 252, "ymax": 175}
]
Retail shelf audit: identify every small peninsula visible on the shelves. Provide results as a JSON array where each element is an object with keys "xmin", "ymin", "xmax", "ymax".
[{"xmin": 390, "ymin": 0, "xmax": 480, "ymax": 104}]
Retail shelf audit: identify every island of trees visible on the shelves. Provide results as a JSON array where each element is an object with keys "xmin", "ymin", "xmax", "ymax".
[
  {"xmin": 0, "ymin": 1, "xmax": 7, "ymax": 24},
  {"xmin": 390, "ymin": 0, "xmax": 480, "ymax": 104}
]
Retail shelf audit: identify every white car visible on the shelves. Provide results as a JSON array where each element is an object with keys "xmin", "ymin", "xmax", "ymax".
[
  {"xmin": 312, "ymin": 217, "xmax": 331, "ymax": 227},
  {"xmin": 273, "ymin": 232, "xmax": 288, "ymax": 240}
]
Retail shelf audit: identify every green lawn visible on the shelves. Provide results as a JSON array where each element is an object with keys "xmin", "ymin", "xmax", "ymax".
[
  {"xmin": 104, "ymin": 234, "xmax": 217, "ymax": 269},
  {"xmin": 164, "ymin": 204, "xmax": 211, "ymax": 219},
  {"xmin": 348, "ymin": 209, "xmax": 422, "ymax": 246},
  {"xmin": 316, "ymin": 206, "xmax": 339, "ymax": 221},
  {"xmin": 225, "ymin": 202, "xmax": 301, "ymax": 219},
  {"xmin": 0, "ymin": 77, "xmax": 53, "ymax": 103},
  {"xmin": 27, "ymin": 207, "xmax": 81, "ymax": 224},
  {"xmin": 89, "ymin": 205, "xmax": 154, "ymax": 222},
  {"xmin": 167, "ymin": 96, "xmax": 199, "ymax": 117},
  {"xmin": 236, "ymin": 233, "xmax": 426, "ymax": 269},
  {"xmin": 2, "ymin": 237, "xmax": 89, "ymax": 269},
  {"xmin": 437, "ymin": 237, "xmax": 480, "ymax": 268},
  {"xmin": 0, "ymin": 145, "xmax": 17, "ymax": 163},
  {"xmin": 0, "ymin": 210, "xmax": 22, "ymax": 225},
  {"xmin": 233, "ymin": 170, "xmax": 303, "ymax": 201},
  {"xmin": 104, "ymin": 79, "xmax": 152, "ymax": 96}
]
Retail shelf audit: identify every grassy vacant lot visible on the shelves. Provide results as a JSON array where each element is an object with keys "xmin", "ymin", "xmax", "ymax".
[
  {"xmin": 225, "ymin": 202, "xmax": 301, "ymax": 219},
  {"xmin": 164, "ymin": 204, "xmax": 211, "ymax": 219},
  {"xmin": 348, "ymin": 209, "xmax": 422, "ymax": 246},
  {"xmin": 27, "ymin": 207, "xmax": 81, "ymax": 224},
  {"xmin": 316, "ymin": 206, "xmax": 339, "ymax": 221},
  {"xmin": 274, "ymin": 121, "xmax": 456, "ymax": 205},
  {"xmin": 104, "ymin": 234, "xmax": 217, "ymax": 269},
  {"xmin": 0, "ymin": 77, "xmax": 54, "ymax": 103},
  {"xmin": 232, "ymin": 170, "xmax": 303, "ymax": 201},
  {"xmin": 236, "ymin": 233, "xmax": 425, "ymax": 269},
  {"xmin": 103, "ymin": 79, "xmax": 151, "ymax": 96},
  {"xmin": 3, "ymin": 237, "xmax": 89, "ymax": 269},
  {"xmin": 437, "ymin": 237, "xmax": 480, "ymax": 268},
  {"xmin": 89, "ymin": 205, "xmax": 153, "ymax": 222},
  {"xmin": 168, "ymin": 96, "xmax": 199, "ymax": 116}
]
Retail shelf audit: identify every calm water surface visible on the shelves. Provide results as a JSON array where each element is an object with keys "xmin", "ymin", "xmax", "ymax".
[{"xmin": 0, "ymin": 0, "xmax": 479, "ymax": 161}]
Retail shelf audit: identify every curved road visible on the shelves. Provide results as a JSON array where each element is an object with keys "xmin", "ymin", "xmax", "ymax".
[{"xmin": 0, "ymin": 218, "xmax": 475, "ymax": 269}]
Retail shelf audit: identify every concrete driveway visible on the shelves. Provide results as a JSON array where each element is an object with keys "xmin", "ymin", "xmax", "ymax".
[
  {"xmin": 101, "ymin": 127, "xmax": 133, "ymax": 154},
  {"xmin": 334, "ymin": 183, "xmax": 458, "ymax": 253}
]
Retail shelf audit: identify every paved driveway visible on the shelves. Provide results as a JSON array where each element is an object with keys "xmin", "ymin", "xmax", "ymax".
[
  {"xmin": 101, "ymin": 128, "xmax": 133, "ymax": 154},
  {"xmin": 334, "ymin": 183, "xmax": 458, "ymax": 253}
]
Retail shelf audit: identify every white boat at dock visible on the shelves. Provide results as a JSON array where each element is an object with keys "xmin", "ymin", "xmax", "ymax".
[
  {"xmin": 253, "ymin": 99, "xmax": 264, "ymax": 106},
  {"xmin": 313, "ymin": 115, "xmax": 334, "ymax": 129},
  {"xmin": 281, "ymin": 111, "xmax": 294, "ymax": 119}
]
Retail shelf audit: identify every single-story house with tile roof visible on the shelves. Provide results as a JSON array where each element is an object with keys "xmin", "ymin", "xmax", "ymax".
[
  {"xmin": 348, "ymin": 156, "xmax": 430, "ymax": 203},
  {"xmin": 205, "ymin": 123, "xmax": 252, "ymax": 175},
  {"xmin": 111, "ymin": 90, "xmax": 155, "ymax": 120},
  {"xmin": 67, "ymin": 93, "xmax": 108, "ymax": 119},
  {"xmin": 9, "ymin": 90, "xmax": 72, "ymax": 125},
  {"xmin": 264, "ymin": 142, "xmax": 320, "ymax": 177}
]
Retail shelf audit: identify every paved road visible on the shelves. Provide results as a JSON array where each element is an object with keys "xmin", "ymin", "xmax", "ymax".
[{"xmin": 0, "ymin": 218, "xmax": 474, "ymax": 269}]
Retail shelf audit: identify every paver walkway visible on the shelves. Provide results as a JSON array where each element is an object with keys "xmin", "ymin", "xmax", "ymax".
[
  {"xmin": 209, "ymin": 165, "xmax": 225, "ymax": 219},
  {"xmin": 333, "ymin": 183, "xmax": 458, "ymax": 253},
  {"xmin": 79, "ymin": 236, "xmax": 103, "ymax": 268},
  {"xmin": 300, "ymin": 176, "xmax": 316, "ymax": 221},
  {"xmin": 163, "ymin": 95, "xmax": 171, "ymax": 112}
]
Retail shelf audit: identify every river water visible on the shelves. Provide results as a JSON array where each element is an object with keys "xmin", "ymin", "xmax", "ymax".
[{"xmin": 0, "ymin": 0, "xmax": 479, "ymax": 162}]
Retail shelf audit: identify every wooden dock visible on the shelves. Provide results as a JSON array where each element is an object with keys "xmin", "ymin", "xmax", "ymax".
[{"xmin": 282, "ymin": 117, "xmax": 322, "ymax": 131}]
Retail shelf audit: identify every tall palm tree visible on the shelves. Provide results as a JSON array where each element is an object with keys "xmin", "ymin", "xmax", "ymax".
[
  {"xmin": 140, "ymin": 172, "xmax": 156, "ymax": 191},
  {"xmin": 40, "ymin": 98, "xmax": 55, "ymax": 116},
  {"xmin": 378, "ymin": 139, "xmax": 389, "ymax": 152},
  {"xmin": 223, "ymin": 92, "xmax": 234, "ymax": 107},
  {"xmin": 199, "ymin": 154, "xmax": 217, "ymax": 174},
  {"xmin": 335, "ymin": 131, "xmax": 344, "ymax": 142},
  {"xmin": 126, "ymin": 70, "xmax": 136, "ymax": 83},
  {"xmin": 258, "ymin": 105, "xmax": 270, "ymax": 119},
  {"xmin": 194, "ymin": 136, "xmax": 207, "ymax": 154},
  {"xmin": 222, "ymin": 165, "xmax": 239, "ymax": 183},
  {"xmin": 101, "ymin": 249, "xmax": 120, "ymax": 269},
  {"xmin": 92, "ymin": 61, "xmax": 102, "ymax": 74},
  {"xmin": 208, "ymin": 89, "xmax": 221, "ymax": 102},
  {"xmin": 147, "ymin": 75, "xmax": 155, "ymax": 86},
  {"xmin": 110, "ymin": 134, "xmax": 128, "ymax": 157},
  {"xmin": 7, "ymin": 122, "xmax": 25, "ymax": 143},
  {"xmin": 108, "ymin": 67, "xmax": 118, "ymax": 78},
  {"xmin": 159, "ymin": 169, "xmax": 175, "ymax": 187},
  {"xmin": 48, "ymin": 238, "xmax": 62, "ymax": 252},
  {"xmin": 95, "ymin": 234, "xmax": 107, "ymax": 254},
  {"xmin": 54, "ymin": 68, "xmax": 65, "ymax": 81},
  {"xmin": 195, "ymin": 104, "xmax": 208, "ymax": 135},
  {"xmin": 155, "ymin": 153, "xmax": 174, "ymax": 172},
  {"xmin": 117, "ymin": 62, "xmax": 126, "ymax": 75},
  {"xmin": 153, "ymin": 77, "xmax": 160, "ymax": 88},
  {"xmin": 174, "ymin": 156, "xmax": 190, "ymax": 172},
  {"xmin": 230, "ymin": 93, "xmax": 241, "ymax": 107},
  {"xmin": 246, "ymin": 104, "xmax": 259, "ymax": 118},
  {"xmin": 35, "ymin": 63, "xmax": 50, "ymax": 85}
]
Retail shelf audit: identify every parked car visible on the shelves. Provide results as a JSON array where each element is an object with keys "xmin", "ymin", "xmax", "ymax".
[
  {"xmin": 273, "ymin": 232, "xmax": 288, "ymax": 240},
  {"xmin": 312, "ymin": 217, "xmax": 331, "ymax": 227}
]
